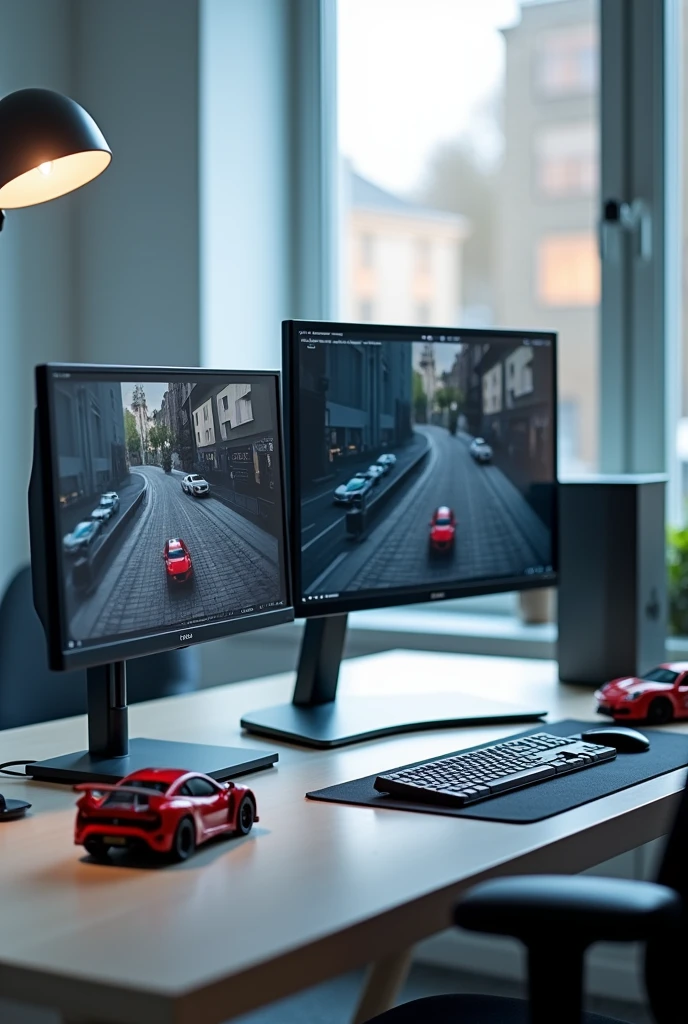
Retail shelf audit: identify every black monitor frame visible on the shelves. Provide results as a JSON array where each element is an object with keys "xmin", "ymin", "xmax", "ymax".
[
  {"xmin": 31, "ymin": 363, "xmax": 293, "ymax": 671},
  {"xmin": 240, "ymin": 321, "xmax": 555, "ymax": 748},
  {"xmin": 285, "ymin": 319, "xmax": 558, "ymax": 619},
  {"xmin": 29, "ymin": 363, "xmax": 294, "ymax": 783}
]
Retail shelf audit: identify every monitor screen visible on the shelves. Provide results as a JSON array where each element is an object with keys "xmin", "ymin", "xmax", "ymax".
[
  {"xmin": 284, "ymin": 321, "xmax": 557, "ymax": 617},
  {"xmin": 33, "ymin": 366, "xmax": 292, "ymax": 667}
]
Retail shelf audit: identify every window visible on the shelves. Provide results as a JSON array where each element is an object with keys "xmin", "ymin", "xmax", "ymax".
[
  {"xmin": 222, "ymin": 395, "xmax": 229, "ymax": 411},
  {"xmin": 360, "ymin": 233, "xmax": 374, "ymax": 267},
  {"xmin": 535, "ymin": 122, "xmax": 598, "ymax": 198},
  {"xmin": 181, "ymin": 777, "xmax": 218, "ymax": 797},
  {"xmin": 535, "ymin": 23, "xmax": 598, "ymax": 98},
  {"xmin": 536, "ymin": 232, "xmax": 599, "ymax": 307}
]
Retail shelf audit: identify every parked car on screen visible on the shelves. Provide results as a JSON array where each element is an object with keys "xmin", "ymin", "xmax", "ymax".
[
  {"xmin": 63, "ymin": 520, "xmax": 102, "ymax": 554},
  {"xmin": 428, "ymin": 505, "xmax": 456, "ymax": 555},
  {"xmin": 469, "ymin": 438, "xmax": 493, "ymax": 464},
  {"xmin": 334, "ymin": 476, "xmax": 373, "ymax": 505},
  {"xmin": 75, "ymin": 768, "xmax": 258, "ymax": 862},
  {"xmin": 91, "ymin": 496, "xmax": 117, "ymax": 522},
  {"xmin": 163, "ymin": 538, "xmax": 194, "ymax": 584},
  {"xmin": 595, "ymin": 663, "xmax": 688, "ymax": 724},
  {"xmin": 356, "ymin": 465, "xmax": 385, "ymax": 486},
  {"xmin": 181, "ymin": 474, "xmax": 210, "ymax": 497},
  {"xmin": 101, "ymin": 491, "xmax": 119, "ymax": 511},
  {"xmin": 377, "ymin": 453, "xmax": 397, "ymax": 471}
]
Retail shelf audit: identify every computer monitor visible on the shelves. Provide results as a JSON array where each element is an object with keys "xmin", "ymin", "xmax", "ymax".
[
  {"xmin": 29, "ymin": 364, "xmax": 293, "ymax": 783},
  {"xmin": 241, "ymin": 321, "xmax": 556, "ymax": 747}
]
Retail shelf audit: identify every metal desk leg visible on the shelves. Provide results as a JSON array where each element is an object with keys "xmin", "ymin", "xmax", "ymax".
[{"xmin": 352, "ymin": 948, "xmax": 413, "ymax": 1024}]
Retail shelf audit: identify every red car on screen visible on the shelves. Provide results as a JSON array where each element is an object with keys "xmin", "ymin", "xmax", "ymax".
[
  {"xmin": 595, "ymin": 662, "xmax": 688, "ymax": 724},
  {"xmin": 75, "ymin": 768, "xmax": 258, "ymax": 862},
  {"xmin": 163, "ymin": 537, "xmax": 193, "ymax": 584},
  {"xmin": 429, "ymin": 506, "xmax": 456, "ymax": 554}
]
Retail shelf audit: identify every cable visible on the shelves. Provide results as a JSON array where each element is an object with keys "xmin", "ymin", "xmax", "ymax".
[{"xmin": 0, "ymin": 760, "xmax": 36, "ymax": 778}]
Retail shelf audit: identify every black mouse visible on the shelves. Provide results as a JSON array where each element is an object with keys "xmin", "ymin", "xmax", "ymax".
[
  {"xmin": 0, "ymin": 793, "xmax": 31, "ymax": 820},
  {"xmin": 580, "ymin": 726, "xmax": 650, "ymax": 753}
]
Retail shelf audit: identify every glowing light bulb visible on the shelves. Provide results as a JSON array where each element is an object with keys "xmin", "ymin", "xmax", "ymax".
[{"xmin": 38, "ymin": 161, "xmax": 53, "ymax": 176}]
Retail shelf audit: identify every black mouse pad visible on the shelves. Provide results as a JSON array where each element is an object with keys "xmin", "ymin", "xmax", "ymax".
[{"xmin": 306, "ymin": 720, "xmax": 688, "ymax": 823}]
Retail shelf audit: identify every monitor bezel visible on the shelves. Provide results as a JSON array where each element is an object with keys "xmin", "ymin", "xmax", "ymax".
[
  {"xmin": 33, "ymin": 363, "xmax": 294, "ymax": 671},
  {"xmin": 283, "ymin": 319, "xmax": 559, "ymax": 619}
]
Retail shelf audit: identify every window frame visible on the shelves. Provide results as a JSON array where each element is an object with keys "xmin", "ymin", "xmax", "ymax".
[{"xmin": 309, "ymin": 0, "xmax": 672, "ymax": 653}]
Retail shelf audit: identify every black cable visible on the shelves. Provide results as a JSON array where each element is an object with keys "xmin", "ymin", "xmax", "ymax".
[{"xmin": 0, "ymin": 760, "xmax": 36, "ymax": 777}]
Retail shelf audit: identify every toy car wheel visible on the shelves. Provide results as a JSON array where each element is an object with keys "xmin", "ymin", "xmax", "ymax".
[
  {"xmin": 171, "ymin": 816, "xmax": 196, "ymax": 861},
  {"xmin": 647, "ymin": 697, "xmax": 674, "ymax": 725},
  {"xmin": 235, "ymin": 795, "xmax": 255, "ymax": 836},
  {"xmin": 84, "ymin": 837, "xmax": 111, "ymax": 861}
]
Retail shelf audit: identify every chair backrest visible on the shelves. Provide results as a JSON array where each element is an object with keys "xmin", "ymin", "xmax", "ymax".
[
  {"xmin": 0, "ymin": 566, "xmax": 201, "ymax": 730},
  {"xmin": 645, "ymin": 763, "xmax": 688, "ymax": 1023}
]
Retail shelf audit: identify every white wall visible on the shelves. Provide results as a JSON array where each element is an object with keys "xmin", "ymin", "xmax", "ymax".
[
  {"xmin": 200, "ymin": 0, "xmax": 293, "ymax": 370},
  {"xmin": 0, "ymin": 0, "xmax": 77, "ymax": 602}
]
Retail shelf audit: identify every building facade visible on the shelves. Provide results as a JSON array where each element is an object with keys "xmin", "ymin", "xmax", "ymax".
[
  {"xmin": 53, "ymin": 381, "xmax": 126, "ymax": 504},
  {"xmin": 499, "ymin": 0, "xmax": 599, "ymax": 473},
  {"xmin": 344, "ymin": 170, "xmax": 469, "ymax": 326}
]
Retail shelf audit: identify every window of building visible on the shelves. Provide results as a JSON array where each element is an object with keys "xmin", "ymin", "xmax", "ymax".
[
  {"xmin": 534, "ymin": 23, "xmax": 598, "ymax": 98},
  {"xmin": 360, "ymin": 233, "xmax": 374, "ymax": 268},
  {"xmin": 222, "ymin": 395, "xmax": 229, "ymax": 411},
  {"xmin": 535, "ymin": 122, "xmax": 598, "ymax": 198},
  {"xmin": 416, "ymin": 303, "xmax": 431, "ymax": 325},
  {"xmin": 416, "ymin": 238, "xmax": 431, "ymax": 273},
  {"xmin": 536, "ymin": 231, "xmax": 600, "ymax": 307}
]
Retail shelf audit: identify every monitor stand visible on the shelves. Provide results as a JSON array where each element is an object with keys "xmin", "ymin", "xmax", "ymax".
[
  {"xmin": 27, "ymin": 661, "xmax": 278, "ymax": 785},
  {"xmin": 240, "ymin": 615, "xmax": 547, "ymax": 749}
]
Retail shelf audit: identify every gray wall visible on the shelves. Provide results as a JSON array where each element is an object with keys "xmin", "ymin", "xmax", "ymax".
[
  {"xmin": 0, "ymin": 0, "xmax": 201, "ymax": 602},
  {"xmin": 0, "ymin": 0, "xmax": 77, "ymax": 602}
]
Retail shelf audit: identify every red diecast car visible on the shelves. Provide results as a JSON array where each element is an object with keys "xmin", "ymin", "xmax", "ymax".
[
  {"xmin": 163, "ymin": 537, "xmax": 193, "ymax": 584},
  {"xmin": 429, "ymin": 506, "xmax": 456, "ymax": 554},
  {"xmin": 594, "ymin": 663, "xmax": 688, "ymax": 724},
  {"xmin": 75, "ymin": 768, "xmax": 258, "ymax": 862}
]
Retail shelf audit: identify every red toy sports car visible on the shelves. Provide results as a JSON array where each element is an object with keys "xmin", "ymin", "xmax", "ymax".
[
  {"xmin": 595, "ymin": 662, "xmax": 688, "ymax": 724},
  {"xmin": 429, "ymin": 506, "xmax": 456, "ymax": 554},
  {"xmin": 163, "ymin": 537, "xmax": 193, "ymax": 584},
  {"xmin": 75, "ymin": 768, "xmax": 258, "ymax": 862}
]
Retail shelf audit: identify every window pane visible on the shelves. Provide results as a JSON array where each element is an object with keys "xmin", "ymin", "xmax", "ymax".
[{"xmin": 337, "ymin": 0, "xmax": 600, "ymax": 477}]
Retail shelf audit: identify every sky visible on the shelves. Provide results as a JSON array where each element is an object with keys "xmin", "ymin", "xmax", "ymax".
[
  {"xmin": 121, "ymin": 382, "xmax": 169, "ymax": 415},
  {"xmin": 337, "ymin": 0, "xmax": 523, "ymax": 195}
]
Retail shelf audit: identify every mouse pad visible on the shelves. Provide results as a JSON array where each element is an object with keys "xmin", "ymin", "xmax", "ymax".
[{"xmin": 306, "ymin": 720, "xmax": 688, "ymax": 823}]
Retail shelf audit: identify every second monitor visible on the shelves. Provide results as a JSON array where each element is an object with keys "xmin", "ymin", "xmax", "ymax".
[{"xmin": 241, "ymin": 321, "xmax": 557, "ymax": 747}]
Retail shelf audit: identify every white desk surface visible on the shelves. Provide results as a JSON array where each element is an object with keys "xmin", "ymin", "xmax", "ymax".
[{"xmin": 0, "ymin": 650, "xmax": 685, "ymax": 1024}]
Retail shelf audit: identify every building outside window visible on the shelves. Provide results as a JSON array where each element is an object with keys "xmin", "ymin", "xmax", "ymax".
[{"xmin": 338, "ymin": 0, "xmax": 600, "ymax": 478}]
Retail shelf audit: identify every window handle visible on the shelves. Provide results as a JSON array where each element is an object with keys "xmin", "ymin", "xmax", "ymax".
[{"xmin": 600, "ymin": 197, "xmax": 652, "ymax": 261}]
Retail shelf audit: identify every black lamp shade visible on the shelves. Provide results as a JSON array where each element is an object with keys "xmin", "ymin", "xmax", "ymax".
[{"xmin": 0, "ymin": 88, "xmax": 111, "ymax": 209}]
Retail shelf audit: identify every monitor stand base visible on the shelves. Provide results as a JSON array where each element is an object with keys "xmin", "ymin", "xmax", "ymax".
[
  {"xmin": 241, "ymin": 695, "xmax": 547, "ymax": 750},
  {"xmin": 27, "ymin": 737, "xmax": 278, "ymax": 785},
  {"xmin": 241, "ymin": 616, "xmax": 546, "ymax": 748}
]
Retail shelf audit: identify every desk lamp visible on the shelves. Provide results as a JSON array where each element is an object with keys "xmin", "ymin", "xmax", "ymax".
[
  {"xmin": 0, "ymin": 87, "xmax": 111, "ymax": 229},
  {"xmin": 0, "ymin": 88, "xmax": 109, "ymax": 811}
]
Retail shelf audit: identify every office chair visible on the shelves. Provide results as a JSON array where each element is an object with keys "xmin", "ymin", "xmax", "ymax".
[
  {"xmin": 369, "ymin": 776, "xmax": 688, "ymax": 1024},
  {"xmin": 0, "ymin": 565, "xmax": 201, "ymax": 729}
]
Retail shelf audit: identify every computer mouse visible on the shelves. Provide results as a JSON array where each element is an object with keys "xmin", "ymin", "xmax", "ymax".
[
  {"xmin": 0, "ymin": 793, "xmax": 31, "ymax": 820},
  {"xmin": 580, "ymin": 726, "xmax": 650, "ymax": 753}
]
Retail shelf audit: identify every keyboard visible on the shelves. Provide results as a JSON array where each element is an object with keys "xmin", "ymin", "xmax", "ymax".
[{"xmin": 373, "ymin": 732, "xmax": 617, "ymax": 808}]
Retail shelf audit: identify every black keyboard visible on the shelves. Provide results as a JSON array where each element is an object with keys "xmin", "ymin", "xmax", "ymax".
[{"xmin": 373, "ymin": 732, "xmax": 617, "ymax": 808}]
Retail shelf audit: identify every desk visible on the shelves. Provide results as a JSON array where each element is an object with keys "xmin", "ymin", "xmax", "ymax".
[{"xmin": 0, "ymin": 650, "xmax": 684, "ymax": 1024}]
